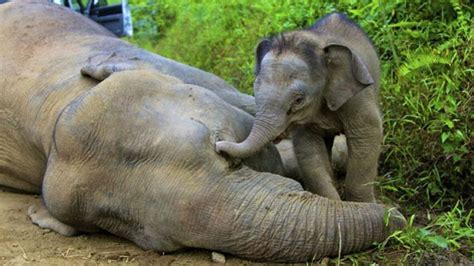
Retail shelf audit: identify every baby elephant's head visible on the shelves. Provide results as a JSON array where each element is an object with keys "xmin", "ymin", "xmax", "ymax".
[{"xmin": 216, "ymin": 21, "xmax": 375, "ymax": 159}]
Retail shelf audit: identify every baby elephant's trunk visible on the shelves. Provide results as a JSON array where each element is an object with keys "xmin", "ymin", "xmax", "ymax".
[{"xmin": 216, "ymin": 115, "xmax": 284, "ymax": 158}]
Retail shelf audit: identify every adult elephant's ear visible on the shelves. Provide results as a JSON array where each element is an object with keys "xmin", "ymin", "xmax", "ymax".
[
  {"xmin": 255, "ymin": 38, "xmax": 272, "ymax": 75},
  {"xmin": 323, "ymin": 43, "xmax": 374, "ymax": 111}
]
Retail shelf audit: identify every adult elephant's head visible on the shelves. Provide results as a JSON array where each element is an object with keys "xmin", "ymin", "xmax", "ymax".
[{"xmin": 216, "ymin": 27, "xmax": 375, "ymax": 158}]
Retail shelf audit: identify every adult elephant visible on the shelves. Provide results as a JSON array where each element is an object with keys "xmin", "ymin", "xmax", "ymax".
[{"xmin": 0, "ymin": 1, "xmax": 405, "ymax": 262}]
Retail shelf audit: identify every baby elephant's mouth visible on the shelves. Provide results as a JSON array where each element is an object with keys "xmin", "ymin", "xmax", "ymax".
[
  {"xmin": 272, "ymin": 123, "xmax": 299, "ymax": 144},
  {"xmin": 273, "ymin": 131, "xmax": 288, "ymax": 144}
]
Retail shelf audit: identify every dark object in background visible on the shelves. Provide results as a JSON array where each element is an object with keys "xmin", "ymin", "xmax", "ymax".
[
  {"xmin": 58, "ymin": 0, "xmax": 133, "ymax": 37},
  {"xmin": 0, "ymin": 0, "xmax": 132, "ymax": 37}
]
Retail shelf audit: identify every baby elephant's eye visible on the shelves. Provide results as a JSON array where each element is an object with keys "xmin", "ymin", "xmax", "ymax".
[
  {"xmin": 288, "ymin": 95, "xmax": 305, "ymax": 115},
  {"xmin": 294, "ymin": 96, "xmax": 304, "ymax": 105}
]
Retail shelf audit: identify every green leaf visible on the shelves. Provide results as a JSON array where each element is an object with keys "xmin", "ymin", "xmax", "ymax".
[
  {"xmin": 455, "ymin": 130, "xmax": 465, "ymax": 141},
  {"xmin": 426, "ymin": 235, "xmax": 449, "ymax": 249},
  {"xmin": 418, "ymin": 228, "xmax": 432, "ymax": 237},
  {"xmin": 453, "ymin": 155, "xmax": 461, "ymax": 162},
  {"xmin": 388, "ymin": 21, "xmax": 419, "ymax": 28},
  {"xmin": 441, "ymin": 132, "xmax": 449, "ymax": 143},
  {"xmin": 444, "ymin": 119, "xmax": 454, "ymax": 129}
]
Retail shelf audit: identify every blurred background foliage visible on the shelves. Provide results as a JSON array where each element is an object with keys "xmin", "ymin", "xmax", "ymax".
[{"xmin": 128, "ymin": 0, "xmax": 472, "ymax": 213}]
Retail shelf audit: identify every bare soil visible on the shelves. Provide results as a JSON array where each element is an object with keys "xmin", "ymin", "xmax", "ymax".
[{"xmin": 0, "ymin": 190, "xmax": 271, "ymax": 265}]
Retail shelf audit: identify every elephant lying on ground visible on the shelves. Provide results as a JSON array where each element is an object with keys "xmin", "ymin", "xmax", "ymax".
[{"xmin": 0, "ymin": 1, "xmax": 405, "ymax": 262}]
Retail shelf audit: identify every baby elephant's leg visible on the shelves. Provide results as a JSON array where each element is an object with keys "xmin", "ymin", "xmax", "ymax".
[{"xmin": 293, "ymin": 128, "xmax": 340, "ymax": 200}]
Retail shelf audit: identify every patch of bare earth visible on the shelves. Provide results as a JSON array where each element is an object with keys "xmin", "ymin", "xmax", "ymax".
[{"xmin": 0, "ymin": 190, "xmax": 260, "ymax": 265}]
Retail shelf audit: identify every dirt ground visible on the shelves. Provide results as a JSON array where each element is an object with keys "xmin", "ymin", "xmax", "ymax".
[
  {"xmin": 0, "ymin": 190, "xmax": 280, "ymax": 265},
  {"xmin": 2, "ymin": 189, "xmax": 470, "ymax": 265}
]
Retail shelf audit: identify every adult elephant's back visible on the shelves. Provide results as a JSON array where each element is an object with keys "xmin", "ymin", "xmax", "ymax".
[
  {"xmin": 0, "ymin": 1, "xmax": 254, "ymax": 113},
  {"xmin": 0, "ymin": 0, "xmax": 254, "ymax": 193},
  {"xmin": 0, "ymin": 1, "xmax": 109, "ymax": 192}
]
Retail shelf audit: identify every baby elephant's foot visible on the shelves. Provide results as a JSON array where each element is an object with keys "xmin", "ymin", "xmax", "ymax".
[
  {"xmin": 344, "ymin": 189, "xmax": 376, "ymax": 203},
  {"xmin": 28, "ymin": 203, "xmax": 78, "ymax": 236}
]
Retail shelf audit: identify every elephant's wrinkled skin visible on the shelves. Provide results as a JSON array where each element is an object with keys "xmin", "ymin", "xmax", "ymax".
[
  {"xmin": 216, "ymin": 13, "xmax": 383, "ymax": 203},
  {"xmin": 0, "ymin": 2, "xmax": 405, "ymax": 262}
]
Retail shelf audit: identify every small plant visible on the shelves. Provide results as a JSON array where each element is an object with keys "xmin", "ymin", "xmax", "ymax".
[
  {"xmin": 323, "ymin": 202, "xmax": 473, "ymax": 264},
  {"xmin": 377, "ymin": 201, "xmax": 473, "ymax": 262}
]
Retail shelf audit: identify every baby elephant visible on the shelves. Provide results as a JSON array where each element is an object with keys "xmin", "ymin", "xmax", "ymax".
[{"xmin": 217, "ymin": 13, "xmax": 382, "ymax": 202}]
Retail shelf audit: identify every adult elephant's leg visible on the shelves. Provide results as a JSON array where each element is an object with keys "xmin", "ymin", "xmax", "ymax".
[
  {"xmin": 293, "ymin": 127, "xmax": 340, "ymax": 199},
  {"xmin": 80, "ymin": 62, "xmax": 139, "ymax": 81}
]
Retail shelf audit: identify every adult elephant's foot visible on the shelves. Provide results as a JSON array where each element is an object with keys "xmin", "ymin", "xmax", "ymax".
[
  {"xmin": 28, "ymin": 203, "xmax": 79, "ymax": 236},
  {"xmin": 80, "ymin": 62, "xmax": 138, "ymax": 81}
]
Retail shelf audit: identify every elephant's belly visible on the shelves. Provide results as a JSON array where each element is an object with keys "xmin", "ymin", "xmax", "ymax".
[{"xmin": 0, "ymin": 108, "xmax": 46, "ymax": 193}]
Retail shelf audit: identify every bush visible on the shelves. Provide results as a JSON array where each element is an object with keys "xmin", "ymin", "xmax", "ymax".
[{"xmin": 128, "ymin": 0, "xmax": 473, "ymax": 211}]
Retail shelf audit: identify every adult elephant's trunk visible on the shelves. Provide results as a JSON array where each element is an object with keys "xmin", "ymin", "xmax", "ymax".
[
  {"xmin": 216, "ymin": 112, "xmax": 285, "ymax": 158},
  {"xmin": 181, "ymin": 167, "xmax": 405, "ymax": 262}
]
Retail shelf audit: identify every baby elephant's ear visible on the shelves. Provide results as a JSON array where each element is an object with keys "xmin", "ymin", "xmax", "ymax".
[
  {"xmin": 323, "ymin": 43, "xmax": 374, "ymax": 111},
  {"xmin": 255, "ymin": 38, "xmax": 272, "ymax": 75}
]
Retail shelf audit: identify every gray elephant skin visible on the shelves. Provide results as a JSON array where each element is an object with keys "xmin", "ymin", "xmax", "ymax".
[
  {"xmin": 0, "ymin": 1, "xmax": 405, "ymax": 262},
  {"xmin": 216, "ymin": 13, "xmax": 384, "ymax": 203}
]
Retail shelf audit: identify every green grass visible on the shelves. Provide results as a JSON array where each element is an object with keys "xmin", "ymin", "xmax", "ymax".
[
  {"xmin": 379, "ymin": 202, "xmax": 473, "ymax": 262},
  {"xmin": 126, "ymin": 0, "xmax": 473, "ymax": 263},
  {"xmin": 320, "ymin": 201, "xmax": 473, "ymax": 264}
]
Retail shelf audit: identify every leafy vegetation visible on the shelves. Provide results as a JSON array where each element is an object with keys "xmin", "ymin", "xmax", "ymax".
[
  {"xmin": 381, "ymin": 201, "xmax": 473, "ymax": 262},
  {"xmin": 127, "ymin": 0, "xmax": 473, "ymax": 263}
]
